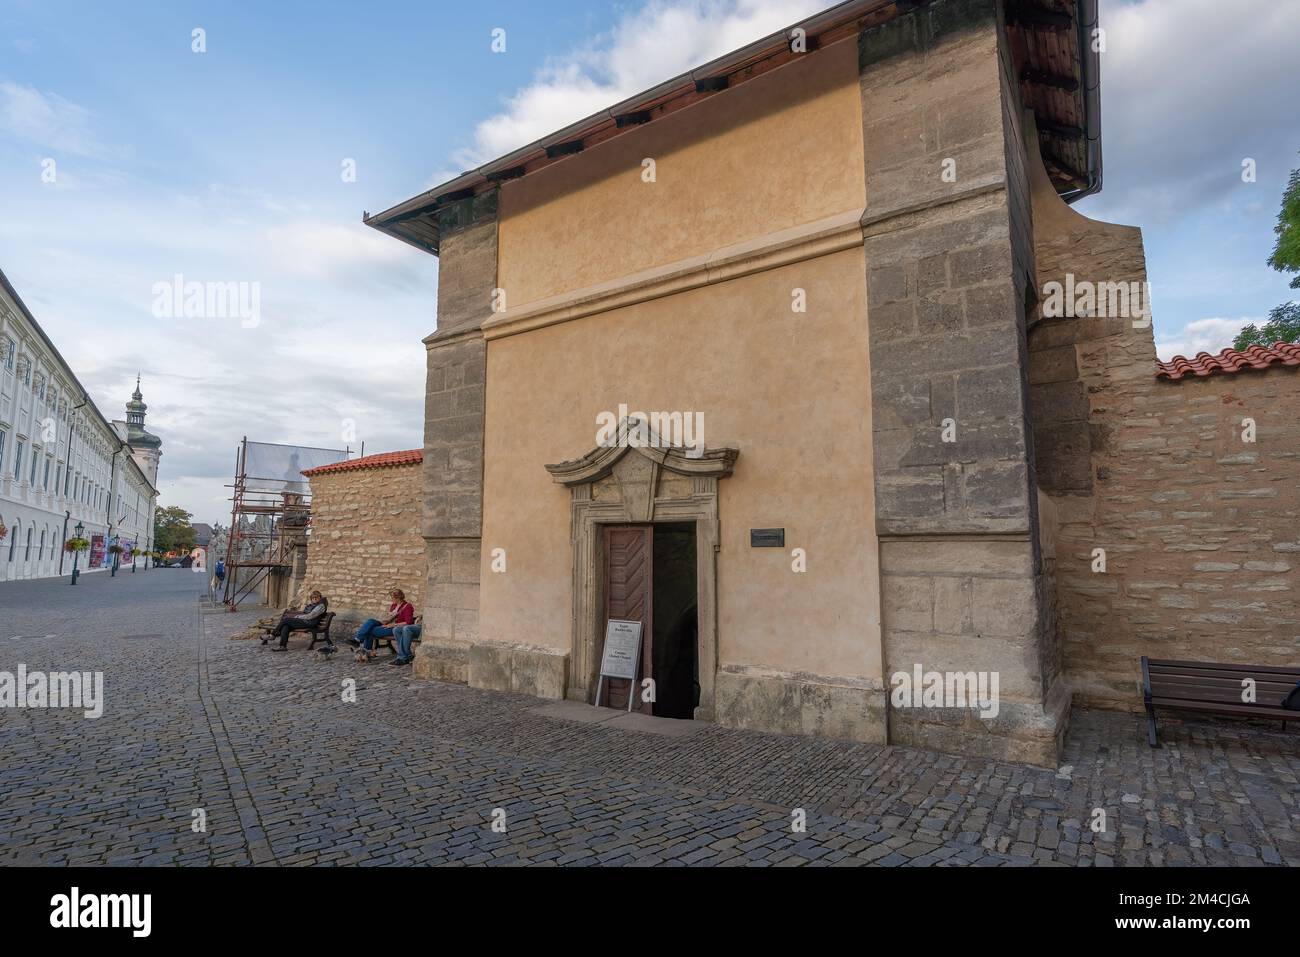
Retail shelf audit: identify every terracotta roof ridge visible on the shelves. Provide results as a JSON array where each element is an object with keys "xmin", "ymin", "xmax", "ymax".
[
  {"xmin": 301, "ymin": 449, "xmax": 423, "ymax": 476},
  {"xmin": 1155, "ymin": 340, "xmax": 1300, "ymax": 380}
]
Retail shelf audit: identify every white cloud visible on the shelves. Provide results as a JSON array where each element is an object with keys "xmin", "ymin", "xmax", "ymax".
[
  {"xmin": 1154, "ymin": 316, "xmax": 1256, "ymax": 360},
  {"xmin": 262, "ymin": 220, "xmax": 428, "ymax": 290},
  {"xmin": 448, "ymin": 0, "xmax": 824, "ymax": 174},
  {"xmin": 0, "ymin": 82, "xmax": 112, "ymax": 158}
]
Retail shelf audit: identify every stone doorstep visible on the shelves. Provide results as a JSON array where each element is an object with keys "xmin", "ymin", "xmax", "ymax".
[{"xmin": 530, "ymin": 700, "xmax": 704, "ymax": 737}]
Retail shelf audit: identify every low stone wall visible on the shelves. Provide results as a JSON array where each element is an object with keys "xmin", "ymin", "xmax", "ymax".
[
  {"xmin": 1055, "ymin": 365, "xmax": 1300, "ymax": 708},
  {"xmin": 1023, "ymin": 110, "xmax": 1299, "ymax": 709},
  {"xmin": 300, "ymin": 457, "xmax": 426, "ymax": 630}
]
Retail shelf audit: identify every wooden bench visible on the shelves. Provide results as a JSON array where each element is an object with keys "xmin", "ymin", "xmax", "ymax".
[
  {"xmin": 260, "ymin": 610, "xmax": 336, "ymax": 649},
  {"xmin": 1141, "ymin": 656, "xmax": 1300, "ymax": 746}
]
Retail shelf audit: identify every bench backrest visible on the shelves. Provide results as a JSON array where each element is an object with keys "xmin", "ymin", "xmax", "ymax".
[{"xmin": 1143, "ymin": 657, "xmax": 1300, "ymax": 711}]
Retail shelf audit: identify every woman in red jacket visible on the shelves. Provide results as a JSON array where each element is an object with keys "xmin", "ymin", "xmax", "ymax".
[{"xmin": 351, "ymin": 589, "xmax": 415, "ymax": 660}]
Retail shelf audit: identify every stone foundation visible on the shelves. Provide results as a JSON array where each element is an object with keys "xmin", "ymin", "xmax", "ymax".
[
  {"xmin": 469, "ymin": 641, "xmax": 568, "ymax": 700},
  {"xmin": 715, "ymin": 667, "xmax": 888, "ymax": 743},
  {"xmin": 412, "ymin": 640, "xmax": 470, "ymax": 683}
]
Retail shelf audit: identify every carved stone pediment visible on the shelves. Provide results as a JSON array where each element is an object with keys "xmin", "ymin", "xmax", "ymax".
[{"xmin": 545, "ymin": 417, "xmax": 738, "ymax": 488}]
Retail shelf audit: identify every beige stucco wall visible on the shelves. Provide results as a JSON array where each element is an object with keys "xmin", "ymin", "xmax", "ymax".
[
  {"xmin": 496, "ymin": 36, "xmax": 867, "ymax": 309},
  {"xmin": 479, "ymin": 244, "xmax": 881, "ymax": 683}
]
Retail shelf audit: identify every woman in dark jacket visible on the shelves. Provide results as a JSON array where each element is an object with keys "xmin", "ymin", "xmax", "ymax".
[{"xmin": 270, "ymin": 591, "xmax": 328, "ymax": 650}]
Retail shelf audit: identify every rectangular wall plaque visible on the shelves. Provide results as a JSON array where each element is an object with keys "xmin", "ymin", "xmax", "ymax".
[{"xmin": 750, "ymin": 528, "xmax": 785, "ymax": 548}]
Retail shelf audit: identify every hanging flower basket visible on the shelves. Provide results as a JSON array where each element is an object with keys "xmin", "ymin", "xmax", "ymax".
[
  {"xmin": 108, "ymin": 544, "xmax": 126, "ymax": 555},
  {"xmin": 64, "ymin": 537, "xmax": 90, "ymax": 553}
]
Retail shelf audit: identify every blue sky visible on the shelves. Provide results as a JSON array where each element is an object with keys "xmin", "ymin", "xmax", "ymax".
[{"xmin": 1, "ymin": 0, "xmax": 1297, "ymax": 521}]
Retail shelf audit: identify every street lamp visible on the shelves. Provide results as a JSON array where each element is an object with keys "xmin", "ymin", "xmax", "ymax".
[{"xmin": 71, "ymin": 521, "xmax": 84, "ymax": 586}]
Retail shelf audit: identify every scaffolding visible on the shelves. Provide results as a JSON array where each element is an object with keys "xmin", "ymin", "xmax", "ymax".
[{"xmin": 222, "ymin": 437, "xmax": 348, "ymax": 610}]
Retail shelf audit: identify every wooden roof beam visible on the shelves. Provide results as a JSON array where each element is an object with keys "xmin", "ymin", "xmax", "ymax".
[
  {"xmin": 1006, "ymin": 3, "xmax": 1073, "ymax": 32},
  {"xmin": 1021, "ymin": 68, "xmax": 1079, "ymax": 93}
]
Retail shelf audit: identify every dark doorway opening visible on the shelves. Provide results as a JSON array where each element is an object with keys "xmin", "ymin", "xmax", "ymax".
[{"xmin": 651, "ymin": 522, "xmax": 698, "ymax": 719}]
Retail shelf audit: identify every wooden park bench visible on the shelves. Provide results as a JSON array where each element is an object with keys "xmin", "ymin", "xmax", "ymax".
[
  {"xmin": 1141, "ymin": 656, "xmax": 1300, "ymax": 746},
  {"xmin": 364, "ymin": 615, "xmax": 423, "ymax": 657},
  {"xmin": 260, "ymin": 608, "xmax": 336, "ymax": 650}
]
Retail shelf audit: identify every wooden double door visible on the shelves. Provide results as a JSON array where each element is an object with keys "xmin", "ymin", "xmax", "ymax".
[
  {"xmin": 598, "ymin": 522, "xmax": 701, "ymax": 718},
  {"xmin": 600, "ymin": 525, "xmax": 654, "ymax": 713}
]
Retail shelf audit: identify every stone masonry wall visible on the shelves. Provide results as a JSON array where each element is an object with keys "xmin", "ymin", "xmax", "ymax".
[
  {"xmin": 301, "ymin": 463, "xmax": 426, "ymax": 632},
  {"xmin": 1024, "ymin": 102, "xmax": 1299, "ymax": 707},
  {"xmin": 416, "ymin": 189, "xmax": 496, "ymax": 682},
  {"xmin": 860, "ymin": 0, "xmax": 1066, "ymax": 766},
  {"xmin": 1041, "ymin": 345, "xmax": 1300, "ymax": 706},
  {"xmin": 1066, "ymin": 368, "xmax": 1300, "ymax": 707}
]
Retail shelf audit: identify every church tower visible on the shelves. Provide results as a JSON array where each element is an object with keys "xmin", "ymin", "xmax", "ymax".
[{"xmin": 125, "ymin": 375, "xmax": 163, "ymax": 487}]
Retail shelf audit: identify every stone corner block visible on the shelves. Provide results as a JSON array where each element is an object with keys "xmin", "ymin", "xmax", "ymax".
[
  {"xmin": 469, "ymin": 641, "xmax": 569, "ymax": 701},
  {"xmin": 888, "ymin": 687, "xmax": 1071, "ymax": 768},
  {"xmin": 715, "ymin": 668, "xmax": 887, "ymax": 744},
  {"xmin": 412, "ymin": 639, "xmax": 470, "ymax": 684}
]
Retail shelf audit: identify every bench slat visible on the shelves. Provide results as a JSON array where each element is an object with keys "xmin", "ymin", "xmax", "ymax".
[
  {"xmin": 1146, "ymin": 658, "xmax": 1300, "ymax": 677},
  {"xmin": 1151, "ymin": 687, "xmax": 1292, "ymax": 707},
  {"xmin": 1150, "ymin": 697, "xmax": 1295, "ymax": 720},
  {"xmin": 1154, "ymin": 676, "xmax": 1294, "ymax": 696}
]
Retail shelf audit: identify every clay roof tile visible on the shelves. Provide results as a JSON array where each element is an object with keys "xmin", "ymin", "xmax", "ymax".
[
  {"xmin": 301, "ymin": 449, "xmax": 422, "ymax": 477},
  {"xmin": 1155, "ymin": 341, "xmax": 1300, "ymax": 381}
]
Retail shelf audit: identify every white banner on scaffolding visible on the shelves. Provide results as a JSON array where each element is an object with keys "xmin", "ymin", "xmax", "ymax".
[{"xmin": 243, "ymin": 441, "xmax": 347, "ymax": 493}]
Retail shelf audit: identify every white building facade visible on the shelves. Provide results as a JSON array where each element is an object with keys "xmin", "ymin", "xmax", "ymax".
[{"xmin": 0, "ymin": 269, "xmax": 160, "ymax": 581}]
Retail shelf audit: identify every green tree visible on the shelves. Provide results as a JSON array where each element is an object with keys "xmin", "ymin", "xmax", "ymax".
[
  {"xmin": 154, "ymin": 504, "xmax": 196, "ymax": 554},
  {"xmin": 1233, "ymin": 301, "xmax": 1300, "ymax": 350},
  {"xmin": 1267, "ymin": 162, "xmax": 1300, "ymax": 289}
]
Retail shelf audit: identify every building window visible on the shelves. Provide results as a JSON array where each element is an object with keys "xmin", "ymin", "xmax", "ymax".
[
  {"xmin": 16, "ymin": 356, "xmax": 30, "ymax": 386},
  {"xmin": 1, "ymin": 337, "xmax": 13, "ymax": 371},
  {"xmin": 25, "ymin": 526, "xmax": 32, "ymax": 561},
  {"xmin": 0, "ymin": 430, "xmax": 6, "ymax": 473},
  {"xmin": 43, "ymin": 456, "xmax": 51, "ymax": 489},
  {"xmin": 39, "ymin": 529, "xmax": 46, "ymax": 560},
  {"xmin": 14, "ymin": 439, "xmax": 23, "ymax": 480},
  {"xmin": 29, "ymin": 449, "xmax": 38, "ymax": 485},
  {"xmin": 34, "ymin": 373, "xmax": 46, "ymax": 402},
  {"xmin": 7, "ymin": 522, "xmax": 17, "ymax": 561}
]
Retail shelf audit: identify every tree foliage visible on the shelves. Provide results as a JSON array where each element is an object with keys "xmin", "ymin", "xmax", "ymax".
[
  {"xmin": 1268, "ymin": 161, "xmax": 1300, "ymax": 290},
  {"xmin": 154, "ymin": 504, "xmax": 196, "ymax": 554},
  {"xmin": 1233, "ymin": 301, "xmax": 1300, "ymax": 351}
]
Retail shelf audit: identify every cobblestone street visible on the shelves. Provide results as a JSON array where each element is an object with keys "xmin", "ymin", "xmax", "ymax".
[{"xmin": 0, "ymin": 571, "xmax": 1296, "ymax": 867}]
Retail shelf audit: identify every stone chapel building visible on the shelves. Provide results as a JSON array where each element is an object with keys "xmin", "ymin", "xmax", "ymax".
[{"xmin": 362, "ymin": 0, "xmax": 1297, "ymax": 766}]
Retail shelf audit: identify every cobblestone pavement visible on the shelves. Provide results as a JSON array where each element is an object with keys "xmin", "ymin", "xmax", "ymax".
[{"xmin": 0, "ymin": 571, "xmax": 1296, "ymax": 866}]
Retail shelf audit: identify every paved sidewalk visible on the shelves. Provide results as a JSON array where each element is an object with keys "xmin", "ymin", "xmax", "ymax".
[{"xmin": 0, "ymin": 571, "xmax": 1296, "ymax": 866}]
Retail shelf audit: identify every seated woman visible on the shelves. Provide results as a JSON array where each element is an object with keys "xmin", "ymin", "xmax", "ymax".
[
  {"xmin": 388, "ymin": 615, "xmax": 422, "ymax": 667},
  {"xmin": 351, "ymin": 589, "xmax": 415, "ymax": 660},
  {"xmin": 269, "ymin": 591, "xmax": 328, "ymax": 651}
]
